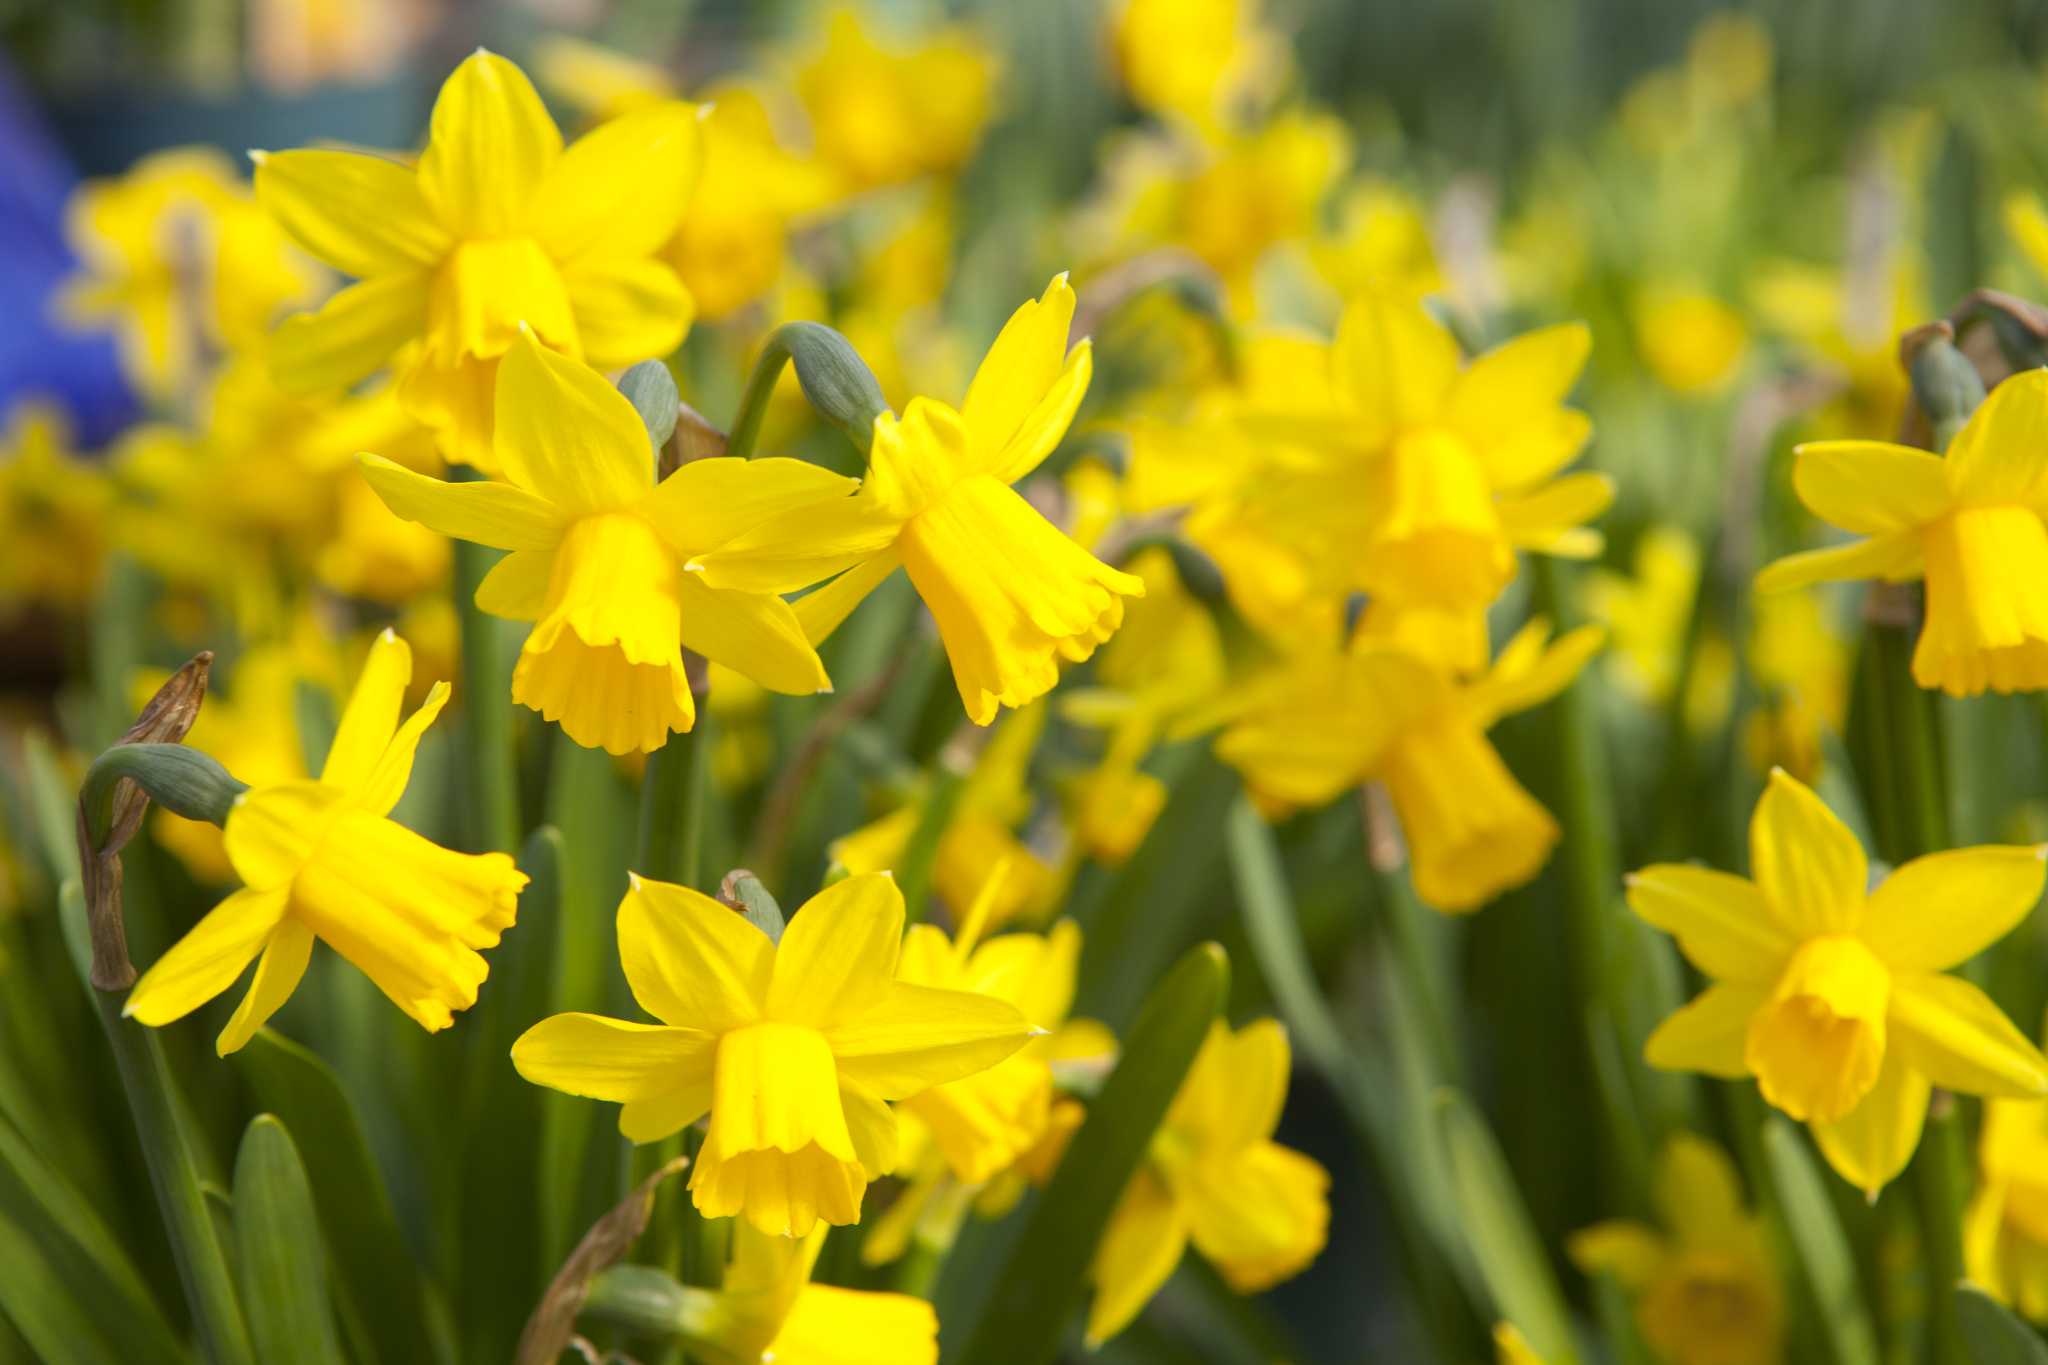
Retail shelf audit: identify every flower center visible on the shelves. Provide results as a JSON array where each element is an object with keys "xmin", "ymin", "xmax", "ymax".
[
  {"xmin": 1744, "ymin": 934, "xmax": 1889, "ymax": 1122},
  {"xmin": 1358, "ymin": 426, "xmax": 1514, "ymax": 608}
]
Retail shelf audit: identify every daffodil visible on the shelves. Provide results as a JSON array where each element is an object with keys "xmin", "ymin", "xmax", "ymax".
[
  {"xmin": 1966, "ymin": 1049, "xmax": 2048, "ymax": 1320},
  {"xmin": 58, "ymin": 147, "xmax": 322, "ymax": 399},
  {"xmin": 125, "ymin": 631, "xmax": 527, "ymax": 1052},
  {"xmin": 1633, "ymin": 284, "xmax": 1749, "ymax": 396},
  {"xmin": 1109, "ymin": 0, "xmax": 1284, "ymax": 132},
  {"xmin": 667, "ymin": 1220, "xmax": 938, "ymax": 1365},
  {"xmin": 1743, "ymin": 589, "xmax": 1850, "ymax": 781},
  {"xmin": 1205, "ymin": 620, "xmax": 1604, "ymax": 912},
  {"xmin": 688, "ymin": 275, "xmax": 1145, "ymax": 725},
  {"xmin": 1628, "ymin": 769, "xmax": 2048, "ymax": 1194},
  {"xmin": 1757, "ymin": 368, "xmax": 2048, "ymax": 696},
  {"xmin": 1585, "ymin": 524, "xmax": 1702, "ymax": 703},
  {"xmin": 792, "ymin": 8, "xmax": 996, "ymax": 196},
  {"xmin": 1569, "ymin": 1134, "xmax": 1784, "ymax": 1365},
  {"xmin": 359, "ymin": 329, "xmax": 847, "ymax": 754},
  {"xmin": 255, "ymin": 50, "xmax": 702, "ymax": 467},
  {"xmin": 1086, "ymin": 1018, "xmax": 1327, "ymax": 1345},
  {"xmin": 511, "ymin": 871, "xmax": 1036, "ymax": 1237}
]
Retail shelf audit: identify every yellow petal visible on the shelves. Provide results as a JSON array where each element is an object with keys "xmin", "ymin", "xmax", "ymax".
[
  {"xmin": 1945, "ymin": 369, "xmax": 2048, "ymax": 507},
  {"xmin": 1183, "ymin": 1141, "xmax": 1329, "ymax": 1293},
  {"xmin": 686, "ymin": 494, "xmax": 904, "ymax": 594},
  {"xmin": 1444, "ymin": 322, "xmax": 1591, "ymax": 461},
  {"xmin": 617, "ymin": 875, "xmax": 773, "ymax": 1032},
  {"xmin": 771, "ymin": 1285, "xmax": 938, "ymax": 1365},
  {"xmin": 320, "ymin": 628, "xmax": 411, "ymax": 792},
  {"xmin": 270, "ymin": 272, "xmax": 427, "ymax": 393},
  {"xmin": 794, "ymin": 550, "xmax": 902, "ymax": 646},
  {"xmin": 253, "ymin": 148, "xmax": 448, "ymax": 278},
  {"xmin": 674, "ymin": 574, "xmax": 828, "ymax": 697},
  {"xmin": 223, "ymin": 782, "xmax": 343, "ymax": 891},
  {"xmin": 842, "ymin": 1081, "xmax": 901, "ymax": 1178},
  {"xmin": 510, "ymin": 1011, "xmax": 714, "ymax": 1132},
  {"xmin": 1791, "ymin": 441, "xmax": 1951, "ymax": 534},
  {"xmin": 1651, "ymin": 1133, "xmax": 1749, "ymax": 1248},
  {"xmin": 1085, "ymin": 1168, "xmax": 1188, "ymax": 1346},
  {"xmin": 474, "ymin": 548, "xmax": 555, "ymax": 619},
  {"xmin": 1463, "ymin": 622, "xmax": 1605, "ymax": 728},
  {"xmin": 1889, "ymin": 973, "xmax": 2048, "ymax": 1098},
  {"xmin": 1644, "ymin": 983, "xmax": 1766, "ymax": 1078},
  {"xmin": 357, "ymin": 681, "xmax": 450, "ymax": 815},
  {"xmin": 1478, "ymin": 408, "xmax": 1592, "ymax": 491},
  {"xmin": 1809, "ymin": 1045, "xmax": 1930, "ymax": 1198},
  {"xmin": 1332, "ymin": 286, "xmax": 1460, "ymax": 438},
  {"xmin": 124, "ymin": 886, "xmax": 289, "ymax": 1025},
  {"xmin": 1863, "ymin": 845, "xmax": 2048, "ymax": 972},
  {"xmin": 531, "ymin": 101, "xmax": 704, "ymax": 263},
  {"xmin": 1750, "ymin": 768, "xmax": 1866, "ymax": 937},
  {"xmin": 1497, "ymin": 472, "xmax": 1615, "ymax": 550},
  {"xmin": 416, "ymin": 50, "xmax": 562, "ymax": 237},
  {"xmin": 700, "ymin": 1023, "xmax": 858, "ymax": 1173},
  {"xmin": 768, "ymin": 873, "xmax": 905, "ymax": 1027},
  {"xmin": 492, "ymin": 330, "xmax": 653, "ymax": 512},
  {"xmin": 826, "ymin": 980, "xmax": 1036, "ymax": 1100},
  {"xmin": 1168, "ymin": 1018, "xmax": 1289, "ymax": 1151},
  {"xmin": 355, "ymin": 453, "xmax": 566, "ymax": 550},
  {"xmin": 215, "ymin": 918, "xmax": 314, "ymax": 1055},
  {"xmin": 1624, "ymin": 864, "xmax": 1791, "ymax": 982},
  {"xmin": 562, "ymin": 256, "xmax": 693, "ymax": 370},
  {"xmin": 646, "ymin": 456, "xmax": 859, "ymax": 560},
  {"xmin": 960, "ymin": 275, "xmax": 1091, "ymax": 483},
  {"xmin": 1566, "ymin": 1220, "xmax": 1667, "ymax": 1288},
  {"xmin": 1754, "ymin": 531, "xmax": 1923, "ymax": 593}
]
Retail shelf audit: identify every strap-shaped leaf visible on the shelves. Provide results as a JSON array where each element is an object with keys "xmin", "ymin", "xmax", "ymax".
[{"xmin": 232, "ymin": 1116, "xmax": 345, "ymax": 1365}]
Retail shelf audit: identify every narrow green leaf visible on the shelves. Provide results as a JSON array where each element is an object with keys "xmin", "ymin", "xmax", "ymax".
[
  {"xmin": 1436, "ymin": 1089, "xmax": 1580, "ymax": 1364},
  {"xmin": 948, "ymin": 941, "xmax": 1229, "ymax": 1365},
  {"xmin": 232, "ymin": 1117, "xmax": 346, "ymax": 1365},
  {"xmin": 451, "ymin": 467, "xmax": 521, "ymax": 855},
  {"xmin": 1957, "ymin": 1284, "xmax": 2048, "ymax": 1365},
  {"xmin": 0, "ymin": 1111, "xmax": 188, "ymax": 1364},
  {"xmin": 232, "ymin": 1029, "xmax": 442, "ymax": 1365},
  {"xmin": 1760, "ymin": 1118, "xmax": 1880, "ymax": 1365}
]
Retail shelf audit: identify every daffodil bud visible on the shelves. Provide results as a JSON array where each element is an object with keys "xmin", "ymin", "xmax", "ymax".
[
  {"xmin": 575, "ymin": 1264, "xmax": 706, "ymax": 1339},
  {"xmin": 618, "ymin": 359, "xmax": 681, "ymax": 457},
  {"xmin": 80, "ymin": 744, "xmax": 248, "ymax": 843},
  {"xmin": 1904, "ymin": 327, "xmax": 1987, "ymax": 451},
  {"xmin": 728, "ymin": 321, "xmax": 889, "ymax": 459},
  {"xmin": 717, "ymin": 868, "xmax": 785, "ymax": 942}
]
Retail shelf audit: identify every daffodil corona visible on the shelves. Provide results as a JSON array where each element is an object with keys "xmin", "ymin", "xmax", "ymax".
[
  {"xmin": 511, "ymin": 871, "xmax": 1036, "ymax": 1237},
  {"xmin": 125, "ymin": 632, "xmax": 527, "ymax": 1051},
  {"xmin": 689, "ymin": 275, "xmax": 1146, "ymax": 725},
  {"xmin": 1629, "ymin": 769, "xmax": 2048, "ymax": 1194},
  {"xmin": 255, "ymin": 50, "xmax": 702, "ymax": 466},
  {"xmin": 360, "ymin": 330, "xmax": 847, "ymax": 754}
]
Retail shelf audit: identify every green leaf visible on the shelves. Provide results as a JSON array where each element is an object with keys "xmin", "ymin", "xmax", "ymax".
[
  {"xmin": 0, "ymin": 1110, "xmax": 189, "ymax": 1364},
  {"xmin": 1435, "ymin": 1089, "xmax": 1580, "ymax": 1364},
  {"xmin": 1760, "ymin": 1118, "xmax": 1880, "ymax": 1365},
  {"xmin": 232, "ymin": 1116, "xmax": 346, "ymax": 1365},
  {"xmin": 1957, "ymin": 1284, "xmax": 2048, "ymax": 1365},
  {"xmin": 948, "ymin": 941, "xmax": 1229, "ymax": 1365},
  {"xmin": 59, "ymin": 883, "xmax": 254, "ymax": 1365},
  {"xmin": 232, "ymin": 1029, "xmax": 443, "ymax": 1365}
]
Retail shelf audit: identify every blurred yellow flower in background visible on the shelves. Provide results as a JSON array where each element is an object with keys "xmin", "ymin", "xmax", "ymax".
[
  {"xmin": 1571, "ymin": 1133, "xmax": 1784, "ymax": 1365},
  {"xmin": 1585, "ymin": 524, "xmax": 1701, "ymax": 703},
  {"xmin": 1630, "ymin": 769, "xmax": 2048, "ymax": 1194},
  {"xmin": 1967, "ymin": 1037, "xmax": 2048, "ymax": 1321},
  {"xmin": 1633, "ymin": 284, "xmax": 1750, "ymax": 397},
  {"xmin": 793, "ymin": 7, "xmax": 996, "ymax": 197},
  {"xmin": 0, "ymin": 406, "xmax": 111, "ymax": 617},
  {"xmin": 256, "ymin": 50, "xmax": 702, "ymax": 466}
]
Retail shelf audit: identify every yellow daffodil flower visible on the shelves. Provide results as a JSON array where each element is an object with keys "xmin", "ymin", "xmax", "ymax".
[
  {"xmin": 1205, "ymin": 620, "xmax": 1604, "ymax": 912},
  {"xmin": 1966, "ymin": 1038, "xmax": 2048, "ymax": 1320},
  {"xmin": 1757, "ymin": 369, "xmax": 2048, "ymax": 696},
  {"xmin": 0, "ymin": 406, "xmax": 112, "ymax": 617},
  {"xmin": 1570, "ymin": 1134, "xmax": 1784, "ymax": 1365},
  {"xmin": 1628, "ymin": 769, "xmax": 2048, "ymax": 1195},
  {"xmin": 359, "ymin": 330, "xmax": 847, "ymax": 754},
  {"xmin": 1633, "ymin": 284, "xmax": 1750, "ymax": 396},
  {"xmin": 1310, "ymin": 181, "xmax": 1446, "ymax": 307},
  {"xmin": 677, "ymin": 1221, "xmax": 937, "ymax": 1365},
  {"xmin": 1585, "ymin": 524, "xmax": 1701, "ymax": 703},
  {"xmin": 1086, "ymin": 1018, "xmax": 1328, "ymax": 1345},
  {"xmin": 689, "ymin": 275, "xmax": 1145, "ymax": 725},
  {"xmin": 125, "ymin": 631, "xmax": 527, "ymax": 1052},
  {"xmin": 256, "ymin": 50, "xmax": 702, "ymax": 467},
  {"xmin": 792, "ymin": 7, "xmax": 996, "ymax": 196},
  {"xmin": 511, "ymin": 871, "xmax": 1036, "ymax": 1237},
  {"xmin": 58, "ymin": 147, "xmax": 323, "ymax": 399},
  {"xmin": 1109, "ymin": 0, "xmax": 1285, "ymax": 132},
  {"xmin": 1743, "ymin": 590, "xmax": 1850, "ymax": 781}
]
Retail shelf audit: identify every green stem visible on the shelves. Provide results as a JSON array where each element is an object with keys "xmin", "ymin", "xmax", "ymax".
[
  {"xmin": 634, "ymin": 722, "xmax": 710, "ymax": 888},
  {"xmin": 61, "ymin": 885, "xmax": 255, "ymax": 1365},
  {"xmin": 726, "ymin": 322, "xmax": 887, "ymax": 460},
  {"xmin": 895, "ymin": 760, "xmax": 969, "ymax": 925},
  {"xmin": 453, "ymin": 469, "xmax": 520, "ymax": 855}
]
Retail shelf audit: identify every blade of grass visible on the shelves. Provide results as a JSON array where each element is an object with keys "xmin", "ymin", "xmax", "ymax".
[
  {"xmin": 232, "ymin": 1116, "xmax": 346, "ymax": 1365},
  {"xmin": 1760, "ymin": 1117, "xmax": 1880, "ymax": 1365}
]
